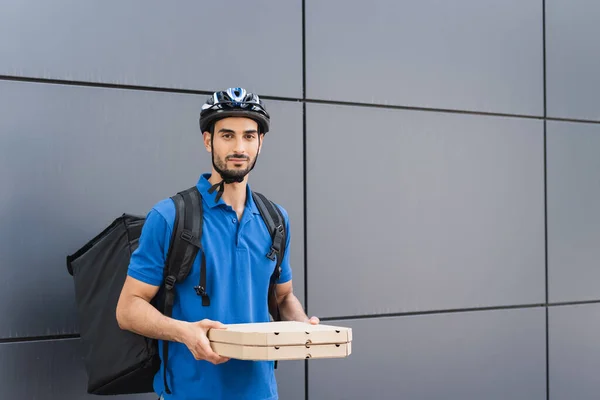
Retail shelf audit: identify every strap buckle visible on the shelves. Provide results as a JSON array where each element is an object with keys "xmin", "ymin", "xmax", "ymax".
[
  {"xmin": 266, "ymin": 246, "xmax": 278, "ymax": 261},
  {"xmin": 266, "ymin": 224, "xmax": 284, "ymax": 261},
  {"xmin": 194, "ymin": 285, "xmax": 207, "ymax": 297},
  {"xmin": 165, "ymin": 275, "xmax": 177, "ymax": 290},
  {"xmin": 180, "ymin": 230, "xmax": 193, "ymax": 242}
]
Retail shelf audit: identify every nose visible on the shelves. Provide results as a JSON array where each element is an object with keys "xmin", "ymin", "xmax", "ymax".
[{"xmin": 232, "ymin": 136, "xmax": 246, "ymax": 154}]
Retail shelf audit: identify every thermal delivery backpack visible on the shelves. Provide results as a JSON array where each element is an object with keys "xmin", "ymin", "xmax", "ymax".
[{"xmin": 66, "ymin": 186, "xmax": 286, "ymax": 395}]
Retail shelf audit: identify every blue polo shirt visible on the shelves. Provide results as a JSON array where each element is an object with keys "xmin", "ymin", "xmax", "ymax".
[{"xmin": 127, "ymin": 173, "xmax": 292, "ymax": 400}]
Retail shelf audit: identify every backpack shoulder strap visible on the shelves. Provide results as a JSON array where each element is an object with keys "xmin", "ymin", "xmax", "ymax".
[
  {"xmin": 164, "ymin": 185, "xmax": 204, "ymax": 292},
  {"xmin": 161, "ymin": 185, "xmax": 205, "ymax": 395},
  {"xmin": 252, "ymin": 191, "xmax": 286, "ymax": 322}
]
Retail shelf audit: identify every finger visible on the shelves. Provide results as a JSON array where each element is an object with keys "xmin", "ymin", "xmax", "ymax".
[
  {"xmin": 309, "ymin": 316, "xmax": 320, "ymax": 325},
  {"xmin": 204, "ymin": 350, "xmax": 222, "ymax": 364},
  {"xmin": 202, "ymin": 340, "xmax": 223, "ymax": 364},
  {"xmin": 203, "ymin": 319, "xmax": 227, "ymax": 330}
]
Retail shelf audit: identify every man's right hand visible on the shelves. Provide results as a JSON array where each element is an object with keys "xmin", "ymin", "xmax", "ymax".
[{"xmin": 182, "ymin": 319, "xmax": 230, "ymax": 365}]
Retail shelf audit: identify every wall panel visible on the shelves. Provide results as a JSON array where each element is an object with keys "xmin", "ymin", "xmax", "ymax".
[
  {"xmin": 549, "ymin": 304, "xmax": 600, "ymax": 400},
  {"xmin": 310, "ymin": 309, "xmax": 546, "ymax": 399},
  {"xmin": 306, "ymin": 0, "xmax": 543, "ymax": 115},
  {"xmin": 306, "ymin": 103, "xmax": 544, "ymax": 318},
  {"xmin": 546, "ymin": 0, "xmax": 600, "ymax": 120},
  {"xmin": 0, "ymin": 0, "xmax": 302, "ymax": 98},
  {"xmin": 0, "ymin": 80, "xmax": 304, "ymax": 338},
  {"xmin": 547, "ymin": 121, "xmax": 600, "ymax": 302},
  {"xmin": 0, "ymin": 339, "xmax": 156, "ymax": 399}
]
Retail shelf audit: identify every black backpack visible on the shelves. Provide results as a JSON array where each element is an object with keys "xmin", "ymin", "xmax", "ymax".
[{"xmin": 66, "ymin": 186, "xmax": 286, "ymax": 395}]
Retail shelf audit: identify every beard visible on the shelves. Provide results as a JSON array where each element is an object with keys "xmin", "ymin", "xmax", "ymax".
[{"xmin": 213, "ymin": 153, "xmax": 257, "ymax": 182}]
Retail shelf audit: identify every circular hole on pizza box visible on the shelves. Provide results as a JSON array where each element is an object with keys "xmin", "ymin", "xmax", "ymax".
[
  {"xmin": 274, "ymin": 332, "xmax": 279, "ymax": 335},
  {"xmin": 336, "ymin": 344, "xmax": 340, "ymax": 347},
  {"xmin": 306, "ymin": 354, "xmax": 312, "ymax": 359},
  {"xmin": 336, "ymin": 330, "xmax": 340, "ymax": 333}
]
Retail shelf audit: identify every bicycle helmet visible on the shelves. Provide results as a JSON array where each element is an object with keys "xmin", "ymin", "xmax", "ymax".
[{"xmin": 199, "ymin": 87, "xmax": 270, "ymax": 134}]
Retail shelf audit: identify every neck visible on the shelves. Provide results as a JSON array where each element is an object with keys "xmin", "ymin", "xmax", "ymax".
[{"xmin": 208, "ymin": 170, "xmax": 248, "ymax": 215}]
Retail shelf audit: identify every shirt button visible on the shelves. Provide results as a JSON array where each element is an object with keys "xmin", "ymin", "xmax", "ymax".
[{"xmin": 232, "ymin": 218, "xmax": 237, "ymax": 224}]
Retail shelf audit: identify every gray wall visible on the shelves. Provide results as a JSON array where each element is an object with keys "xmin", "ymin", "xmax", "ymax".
[{"xmin": 0, "ymin": 0, "xmax": 598, "ymax": 399}]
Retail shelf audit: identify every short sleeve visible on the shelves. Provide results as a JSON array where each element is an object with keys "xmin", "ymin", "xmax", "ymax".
[
  {"xmin": 275, "ymin": 204, "xmax": 293, "ymax": 284},
  {"xmin": 127, "ymin": 208, "xmax": 171, "ymax": 286}
]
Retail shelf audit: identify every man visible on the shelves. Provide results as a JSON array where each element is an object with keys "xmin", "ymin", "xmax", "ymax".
[{"xmin": 116, "ymin": 87, "xmax": 318, "ymax": 400}]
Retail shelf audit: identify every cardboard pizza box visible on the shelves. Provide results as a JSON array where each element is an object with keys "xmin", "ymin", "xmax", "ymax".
[
  {"xmin": 208, "ymin": 321, "xmax": 352, "ymax": 361},
  {"xmin": 210, "ymin": 341, "xmax": 352, "ymax": 361}
]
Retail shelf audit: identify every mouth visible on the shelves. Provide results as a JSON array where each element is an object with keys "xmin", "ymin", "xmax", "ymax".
[{"xmin": 227, "ymin": 158, "xmax": 248, "ymax": 162}]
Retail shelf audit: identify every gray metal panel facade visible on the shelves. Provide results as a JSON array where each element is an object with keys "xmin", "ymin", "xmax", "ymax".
[
  {"xmin": 0, "ymin": 80, "xmax": 304, "ymax": 338},
  {"xmin": 0, "ymin": 340, "xmax": 304, "ymax": 400},
  {"xmin": 0, "ymin": 0, "xmax": 302, "ymax": 98},
  {"xmin": 310, "ymin": 309, "xmax": 546, "ymax": 400},
  {"xmin": 275, "ymin": 361, "xmax": 305, "ymax": 400},
  {"xmin": 1, "ymin": 1, "xmax": 598, "ymax": 399},
  {"xmin": 305, "ymin": 0, "xmax": 543, "ymax": 116},
  {"xmin": 306, "ymin": 103, "xmax": 545, "ymax": 318},
  {"xmin": 546, "ymin": 0, "xmax": 600, "ymax": 120},
  {"xmin": 547, "ymin": 121, "xmax": 600, "ymax": 303},
  {"xmin": 0, "ymin": 339, "xmax": 156, "ymax": 399},
  {"xmin": 549, "ymin": 304, "xmax": 600, "ymax": 400}
]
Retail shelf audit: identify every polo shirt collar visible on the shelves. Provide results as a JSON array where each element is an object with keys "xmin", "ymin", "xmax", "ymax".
[{"xmin": 196, "ymin": 173, "xmax": 260, "ymax": 215}]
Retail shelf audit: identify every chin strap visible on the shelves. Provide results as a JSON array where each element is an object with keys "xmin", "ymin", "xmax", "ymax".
[
  {"xmin": 207, "ymin": 181, "xmax": 225, "ymax": 203},
  {"xmin": 207, "ymin": 177, "xmax": 242, "ymax": 203}
]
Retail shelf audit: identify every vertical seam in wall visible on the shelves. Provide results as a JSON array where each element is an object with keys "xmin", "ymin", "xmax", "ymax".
[
  {"xmin": 302, "ymin": 1, "xmax": 309, "ymax": 399},
  {"xmin": 543, "ymin": 1, "xmax": 549, "ymax": 399},
  {"xmin": 302, "ymin": 0, "xmax": 307, "ymax": 312}
]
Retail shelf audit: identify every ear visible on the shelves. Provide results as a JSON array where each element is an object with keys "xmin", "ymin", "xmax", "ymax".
[{"xmin": 203, "ymin": 131, "xmax": 212, "ymax": 152}]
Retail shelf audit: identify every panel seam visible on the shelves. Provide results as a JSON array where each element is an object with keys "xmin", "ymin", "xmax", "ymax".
[
  {"xmin": 543, "ymin": 1, "xmax": 549, "ymax": 399},
  {"xmin": 302, "ymin": 1, "xmax": 309, "ymax": 399},
  {"xmin": 0, "ymin": 333, "xmax": 80, "ymax": 344},
  {"xmin": 3, "ymin": 75, "xmax": 600, "ymax": 125},
  {"xmin": 318, "ymin": 300, "xmax": 600, "ymax": 322}
]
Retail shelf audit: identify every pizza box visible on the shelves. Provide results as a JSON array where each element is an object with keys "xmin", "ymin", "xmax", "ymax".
[
  {"xmin": 208, "ymin": 321, "xmax": 352, "ymax": 346},
  {"xmin": 210, "ymin": 341, "xmax": 352, "ymax": 361},
  {"xmin": 208, "ymin": 321, "xmax": 352, "ymax": 361}
]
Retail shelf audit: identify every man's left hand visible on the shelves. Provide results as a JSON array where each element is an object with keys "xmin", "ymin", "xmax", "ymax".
[{"xmin": 306, "ymin": 316, "xmax": 320, "ymax": 325}]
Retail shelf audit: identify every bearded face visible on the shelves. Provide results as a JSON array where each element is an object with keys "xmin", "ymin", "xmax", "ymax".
[{"xmin": 204, "ymin": 117, "xmax": 263, "ymax": 183}]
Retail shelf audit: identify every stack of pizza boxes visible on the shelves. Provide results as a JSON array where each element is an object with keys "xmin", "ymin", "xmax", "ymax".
[{"xmin": 208, "ymin": 321, "xmax": 352, "ymax": 361}]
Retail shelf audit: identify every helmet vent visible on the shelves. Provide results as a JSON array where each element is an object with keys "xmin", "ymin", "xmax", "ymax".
[{"xmin": 227, "ymin": 87, "xmax": 246, "ymax": 102}]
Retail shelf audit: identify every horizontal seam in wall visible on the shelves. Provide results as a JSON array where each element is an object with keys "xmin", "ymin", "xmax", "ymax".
[
  {"xmin": 0, "ymin": 333, "xmax": 80, "ymax": 345},
  {"xmin": 320, "ymin": 299, "xmax": 600, "ymax": 321},
  {"xmin": 3, "ymin": 75, "xmax": 600, "ymax": 125},
  {"xmin": 2, "ymin": 300, "xmax": 599, "ymax": 343}
]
